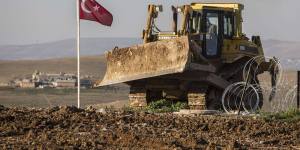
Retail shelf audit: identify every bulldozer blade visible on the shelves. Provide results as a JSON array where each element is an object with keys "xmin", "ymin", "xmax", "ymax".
[{"xmin": 99, "ymin": 36, "xmax": 191, "ymax": 86}]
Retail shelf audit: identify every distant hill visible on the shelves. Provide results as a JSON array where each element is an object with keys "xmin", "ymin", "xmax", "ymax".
[
  {"xmin": 263, "ymin": 40, "xmax": 300, "ymax": 59},
  {"xmin": 263, "ymin": 40, "xmax": 300, "ymax": 70},
  {"xmin": 0, "ymin": 38, "xmax": 142, "ymax": 60}
]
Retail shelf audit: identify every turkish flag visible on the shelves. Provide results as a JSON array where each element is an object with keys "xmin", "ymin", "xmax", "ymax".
[{"xmin": 79, "ymin": 0, "xmax": 113, "ymax": 26}]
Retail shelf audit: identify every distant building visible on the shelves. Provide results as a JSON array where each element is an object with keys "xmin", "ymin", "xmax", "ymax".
[
  {"xmin": 33, "ymin": 71, "xmax": 76, "ymax": 83},
  {"xmin": 0, "ymin": 83, "xmax": 9, "ymax": 87},
  {"xmin": 14, "ymin": 70, "xmax": 93, "ymax": 89},
  {"xmin": 53, "ymin": 80, "xmax": 76, "ymax": 88},
  {"xmin": 20, "ymin": 79, "xmax": 35, "ymax": 88},
  {"xmin": 80, "ymin": 79, "xmax": 93, "ymax": 88},
  {"xmin": 32, "ymin": 70, "xmax": 77, "ymax": 88},
  {"xmin": 0, "ymin": 83, "xmax": 10, "ymax": 89},
  {"xmin": 13, "ymin": 79, "xmax": 22, "ymax": 87},
  {"xmin": 36, "ymin": 82, "xmax": 52, "ymax": 88}
]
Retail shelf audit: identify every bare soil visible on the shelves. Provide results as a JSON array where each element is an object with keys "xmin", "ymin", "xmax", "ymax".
[{"xmin": 0, "ymin": 106, "xmax": 299, "ymax": 149}]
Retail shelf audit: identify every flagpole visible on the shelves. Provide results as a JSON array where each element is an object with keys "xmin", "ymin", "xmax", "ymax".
[{"xmin": 76, "ymin": 0, "xmax": 81, "ymax": 108}]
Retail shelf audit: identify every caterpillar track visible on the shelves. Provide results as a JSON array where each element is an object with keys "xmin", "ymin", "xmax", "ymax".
[
  {"xmin": 187, "ymin": 90, "xmax": 207, "ymax": 110},
  {"xmin": 129, "ymin": 88, "xmax": 147, "ymax": 107}
]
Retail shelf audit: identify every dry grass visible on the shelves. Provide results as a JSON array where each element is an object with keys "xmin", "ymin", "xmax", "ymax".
[{"xmin": 0, "ymin": 88, "xmax": 128, "ymax": 108}]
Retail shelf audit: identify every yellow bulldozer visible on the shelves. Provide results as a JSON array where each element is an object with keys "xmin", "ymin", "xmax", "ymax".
[{"xmin": 100, "ymin": 3, "xmax": 278, "ymax": 110}]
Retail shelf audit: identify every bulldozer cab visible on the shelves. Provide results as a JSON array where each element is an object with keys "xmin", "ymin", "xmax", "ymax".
[
  {"xmin": 201, "ymin": 9, "xmax": 236, "ymax": 58},
  {"xmin": 202, "ymin": 10, "xmax": 223, "ymax": 58},
  {"xmin": 143, "ymin": 3, "xmax": 246, "ymax": 60}
]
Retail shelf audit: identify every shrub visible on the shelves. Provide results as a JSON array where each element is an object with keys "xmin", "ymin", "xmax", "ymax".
[
  {"xmin": 146, "ymin": 99, "xmax": 188, "ymax": 113},
  {"xmin": 262, "ymin": 108, "xmax": 300, "ymax": 122}
]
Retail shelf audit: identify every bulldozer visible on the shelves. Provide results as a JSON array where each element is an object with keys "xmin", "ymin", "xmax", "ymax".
[{"xmin": 99, "ymin": 3, "xmax": 278, "ymax": 110}]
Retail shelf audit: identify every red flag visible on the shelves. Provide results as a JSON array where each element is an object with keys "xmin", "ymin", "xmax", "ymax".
[{"xmin": 79, "ymin": 0, "xmax": 113, "ymax": 26}]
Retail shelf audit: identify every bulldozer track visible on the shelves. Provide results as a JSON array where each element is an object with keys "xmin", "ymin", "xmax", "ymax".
[
  {"xmin": 129, "ymin": 88, "xmax": 147, "ymax": 107},
  {"xmin": 188, "ymin": 90, "xmax": 207, "ymax": 110}
]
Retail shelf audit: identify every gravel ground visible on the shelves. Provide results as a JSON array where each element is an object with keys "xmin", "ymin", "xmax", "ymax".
[{"xmin": 0, "ymin": 105, "xmax": 299, "ymax": 149}]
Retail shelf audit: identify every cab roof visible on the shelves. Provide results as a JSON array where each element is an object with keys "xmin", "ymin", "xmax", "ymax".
[{"xmin": 191, "ymin": 3, "xmax": 244, "ymax": 11}]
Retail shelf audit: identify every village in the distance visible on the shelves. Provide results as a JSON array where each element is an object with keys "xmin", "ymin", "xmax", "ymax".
[{"xmin": 1, "ymin": 71, "xmax": 94, "ymax": 89}]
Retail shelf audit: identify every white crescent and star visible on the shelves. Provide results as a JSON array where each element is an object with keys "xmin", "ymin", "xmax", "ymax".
[
  {"xmin": 81, "ymin": 0, "xmax": 91, "ymax": 14},
  {"xmin": 93, "ymin": 5, "xmax": 100, "ymax": 11},
  {"xmin": 81, "ymin": 0, "xmax": 100, "ymax": 14}
]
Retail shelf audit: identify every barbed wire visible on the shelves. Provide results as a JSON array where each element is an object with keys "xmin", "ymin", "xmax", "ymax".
[{"xmin": 221, "ymin": 56, "xmax": 297, "ymax": 114}]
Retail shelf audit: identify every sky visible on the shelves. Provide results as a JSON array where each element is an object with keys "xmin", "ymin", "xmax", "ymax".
[{"xmin": 0, "ymin": 0, "xmax": 299, "ymax": 45}]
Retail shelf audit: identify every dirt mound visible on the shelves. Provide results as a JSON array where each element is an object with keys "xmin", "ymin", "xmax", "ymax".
[{"xmin": 0, "ymin": 106, "xmax": 299, "ymax": 149}]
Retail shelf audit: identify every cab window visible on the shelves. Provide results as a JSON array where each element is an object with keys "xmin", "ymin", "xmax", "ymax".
[
  {"xmin": 223, "ymin": 13, "xmax": 234, "ymax": 38},
  {"xmin": 188, "ymin": 11, "xmax": 201, "ymax": 33}
]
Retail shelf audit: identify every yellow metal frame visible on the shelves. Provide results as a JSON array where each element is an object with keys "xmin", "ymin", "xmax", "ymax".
[{"xmin": 191, "ymin": 3, "xmax": 244, "ymax": 11}]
